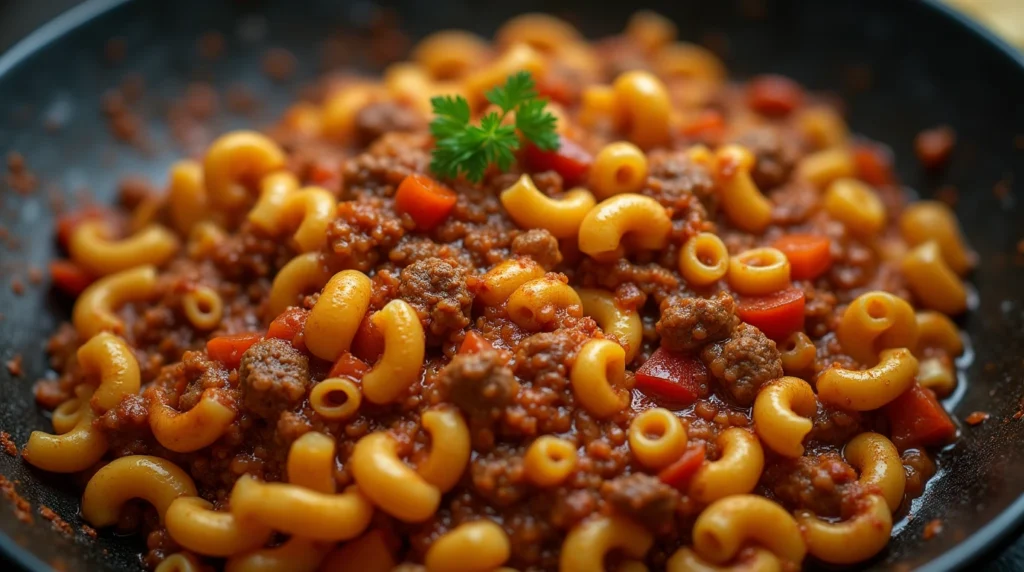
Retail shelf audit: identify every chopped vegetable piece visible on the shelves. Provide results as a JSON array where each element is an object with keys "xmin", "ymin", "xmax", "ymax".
[
  {"xmin": 49, "ymin": 260, "xmax": 94, "ymax": 296},
  {"xmin": 658, "ymin": 442, "xmax": 706, "ymax": 489},
  {"xmin": 680, "ymin": 109, "xmax": 726, "ymax": 143},
  {"xmin": 351, "ymin": 313, "xmax": 384, "ymax": 363},
  {"xmin": 886, "ymin": 383, "xmax": 957, "ymax": 450},
  {"xmin": 266, "ymin": 307, "xmax": 310, "ymax": 349},
  {"xmin": 736, "ymin": 288, "xmax": 806, "ymax": 342},
  {"xmin": 852, "ymin": 143, "xmax": 895, "ymax": 187},
  {"xmin": 772, "ymin": 234, "xmax": 832, "ymax": 280},
  {"xmin": 206, "ymin": 333, "xmax": 263, "ymax": 369},
  {"xmin": 914, "ymin": 126, "xmax": 956, "ymax": 170},
  {"xmin": 635, "ymin": 347, "xmax": 707, "ymax": 405},
  {"xmin": 395, "ymin": 174, "xmax": 458, "ymax": 230},
  {"xmin": 746, "ymin": 75, "xmax": 804, "ymax": 117},
  {"xmin": 328, "ymin": 352, "xmax": 370, "ymax": 379},
  {"xmin": 523, "ymin": 135, "xmax": 592, "ymax": 187},
  {"xmin": 458, "ymin": 330, "xmax": 494, "ymax": 355}
]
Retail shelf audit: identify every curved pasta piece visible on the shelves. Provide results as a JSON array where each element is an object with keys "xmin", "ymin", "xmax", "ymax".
[
  {"xmin": 914, "ymin": 311, "xmax": 964, "ymax": 356},
  {"xmin": 154, "ymin": 553, "xmax": 202, "ymax": 572},
  {"xmin": 267, "ymin": 253, "xmax": 332, "ymax": 319},
  {"xmin": 317, "ymin": 530, "xmax": 395, "ymax": 572},
  {"xmin": 229, "ymin": 476, "xmax": 373, "ymax": 541},
  {"xmin": 727, "ymin": 247, "xmax": 791, "ymax": 296},
  {"xmin": 570, "ymin": 338, "xmax": 629, "ymax": 419},
  {"xmin": 753, "ymin": 376, "xmax": 817, "ymax": 458},
  {"xmin": 181, "ymin": 285, "xmax": 224, "ymax": 331},
  {"xmin": 425, "ymin": 520, "xmax": 511, "ymax": 572},
  {"xmin": 309, "ymin": 378, "xmax": 362, "ymax": 421},
  {"xmin": 899, "ymin": 201, "xmax": 974, "ymax": 275},
  {"xmin": 628, "ymin": 407, "xmax": 688, "ymax": 470},
  {"xmin": 350, "ymin": 432, "xmax": 441, "ymax": 523},
  {"xmin": 714, "ymin": 145, "xmax": 772, "ymax": 233},
  {"xmin": 667, "ymin": 547, "xmax": 782, "ymax": 572},
  {"xmin": 576, "ymin": 288, "xmax": 642, "ymax": 363},
  {"xmin": 817, "ymin": 348, "xmax": 918, "ymax": 411},
  {"xmin": 690, "ymin": 428, "xmax": 765, "ymax": 503},
  {"xmin": 82, "ymin": 455, "xmax": 197, "ymax": 526},
  {"xmin": 23, "ymin": 386, "xmax": 107, "ymax": 473},
  {"xmin": 824, "ymin": 178, "xmax": 886, "ymax": 239},
  {"xmin": 287, "ymin": 431, "xmax": 337, "ymax": 494},
  {"xmin": 796, "ymin": 495, "xmax": 892, "ymax": 565},
  {"xmin": 247, "ymin": 171, "xmax": 301, "ymax": 233},
  {"xmin": 612, "ymin": 71, "xmax": 671, "ymax": 149},
  {"xmin": 73, "ymin": 265, "xmax": 158, "ymax": 339},
  {"xmin": 901, "ymin": 240, "xmax": 968, "ymax": 315},
  {"xmin": 464, "ymin": 43, "xmax": 546, "ymax": 108},
  {"xmin": 50, "ymin": 394, "xmax": 85, "ymax": 435},
  {"xmin": 652, "ymin": 42, "xmax": 726, "ymax": 83},
  {"xmin": 836, "ymin": 291, "xmax": 919, "ymax": 365},
  {"xmin": 149, "ymin": 389, "xmax": 236, "ymax": 453},
  {"xmin": 577, "ymin": 193, "xmax": 671, "ymax": 261},
  {"xmin": 262, "ymin": 187, "xmax": 336, "ymax": 252},
  {"xmin": 589, "ymin": 142, "xmax": 648, "ymax": 199},
  {"xmin": 477, "ymin": 258, "xmax": 545, "ymax": 307},
  {"xmin": 412, "ymin": 30, "xmax": 490, "ymax": 79},
  {"xmin": 844, "ymin": 432, "xmax": 906, "ymax": 512},
  {"xmin": 304, "ymin": 270, "xmax": 373, "ymax": 362},
  {"xmin": 417, "ymin": 408, "xmax": 471, "ymax": 492},
  {"xmin": 506, "ymin": 277, "xmax": 583, "ymax": 331},
  {"xmin": 693, "ymin": 495, "xmax": 806, "ymax": 565},
  {"xmin": 69, "ymin": 220, "xmax": 179, "ymax": 277},
  {"xmin": 500, "ymin": 174, "xmax": 596, "ymax": 239},
  {"xmin": 679, "ymin": 232, "xmax": 730, "ymax": 287},
  {"xmin": 165, "ymin": 497, "xmax": 273, "ymax": 557},
  {"xmin": 203, "ymin": 131, "xmax": 286, "ymax": 210},
  {"xmin": 225, "ymin": 537, "xmax": 330, "ymax": 572},
  {"xmin": 362, "ymin": 299, "xmax": 425, "ymax": 404},
  {"xmin": 167, "ymin": 159, "xmax": 208, "ymax": 235},
  {"xmin": 495, "ymin": 13, "xmax": 582, "ymax": 53},
  {"xmin": 560, "ymin": 516, "xmax": 653, "ymax": 572},
  {"xmin": 78, "ymin": 331, "xmax": 141, "ymax": 412},
  {"xmin": 523, "ymin": 435, "xmax": 578, "ymax": 487}
]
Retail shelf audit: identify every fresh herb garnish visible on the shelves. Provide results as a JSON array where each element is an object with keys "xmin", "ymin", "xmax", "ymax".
[{"xmin": 429, "ymin": 71, "xmax": 560, "ymax": 183}]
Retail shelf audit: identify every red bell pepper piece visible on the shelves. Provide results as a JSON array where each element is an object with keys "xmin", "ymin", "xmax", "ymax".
[
  {"xmin": 328, "ymin": 352, "xmax": 370, "ymax": 379},
  {"xmin": 395, "ymin": 173, "xmax": 458, "ymax": 231},
  {"xmin": 523, "ymin": 135, "xmax": 592, "ymax": 187},
  {"xmin": 49, "ymin": 260, "xmax": 94, "ymax": 296},
  {"xmin": 746, "ymin": 75, "xmax": 804, "ymax": 117},
  {"xmin": 458, "ymin": 330, "xmax": 494, "ymax": 355},
  {"xmin": 736, "ymin": 288, "xmax": 806, "ymax": 342},
  {"xmin": 206, "ymin": 333, "xmax": 263, "ymax": 369},
  {"xmin": 658, "ymin": 442, "xmax": 707, "ymax": 489},
  {"xmin": 266, "ymin": 307, "xmax": 310, "ymax": 351},
  {"xmin": 852, "ymin": 143, "xmax": 895, "ymax": 187},
  {"xmin": 886, "ymin": 383, "xmax": 957, "ymax": 450},
  {"xmin": 351, "ymin": 313, "xmax": 384, "ymax": 363},
  {"xmin": 772, "ymin": 234, "xmax": 832, "ymax": 281},
  {"xmin": 635, "ymin": 347, "xmax": 707, "ymax": 405}
]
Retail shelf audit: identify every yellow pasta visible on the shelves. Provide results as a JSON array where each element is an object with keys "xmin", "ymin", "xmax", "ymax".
[
  {"xmin": 304, "ymin": 270, "xmax": 373, "ymax": 362},
  {"xmin": 203, "ymin": 131, "xmax": 286, "ymax": 210},
  {"xmin": 652, "ymin": 43, "xmax": 726, "ymax": 84},
  {"xmin": 69, "ymin": 220, "xmax": 179, "ymax": 276},
  {"xmin": 412, "ymin": 30, "xmax": 490, "ymax": 79},
  {"xmin": 424, "ymin": 520, "xmax": 511, "ymax": 572},
  {"xmin": 917, "ymin": 357, "xmax": 957, "ymax": 397},
  {"xmin": 578, "ymin": 85, "xmax": 617, "ymax": 130},
  {"xmin": 318, "ymin": 530, "xmax": 395, "ymax": 572},
  {"xmin": 560, "ymin": 516, "xmax": 653, "ymax": 572},
  {"xmin": 149, "ymin": 389, "xmax": 236, "ymax": 453},
  {"xmin": 73, "ymin": 264, "xmax": 158, "ymax": 339},
  {"xmin": 753, "ymin": 376, "xmax": 817, "ymax": 458},
  {"xmin": 267, "ymin": 252, "xmax": 332, "ymax": 318},
  {"xmin": 418, "ymin": 408, "xmax": 471, "ymax": 492},
  {"xmin": 506, "ymin": 276, "xmax": 583, "ymax": 331},
  {"xmin": 463, "ymin": 43, "xmax": 546, "ymax": 109},
  {"xmin": 82, "ymin": 455, "xmax": 197, "ymax": 526},
  {"xmin": 187, "ymin": 221, "xmax": 226, "ymax": 259},
  {"xmin": 577, "ymin": 193, "xmax": 672, "ymax": 261},
  {"xmin": 901, "ymin": 240, "xmax": 968, "ymax": 315},
  {"xmin": 154, "ymin": 553, "xmax": 202, "ymax": 572},
  {"xmin": 229, "ymin": 476, "xmax": 373, "ymax": 541},
  {"xmin": 576, "ymin": 287, "xmax": 642, "ymax": 362},
  {"xmin": 844, "ymin": 432, "xmax": 905, "ymax": 512},
  {"xmin": 679, "ymin": 232, "xmax": 730, "ymax": 287},
  {"xmin": 817, "ymin": 348, "xmax": 918, "ymax": 411},
  {"xmin": 362, "ymin": 299, "xmax": 426, "ymax": 404},
  {"xmin": 523, "ymin": 435, "xmax": 578, "ymax": 487},
  {"xmin": 570, "ymin": 339, "xmax": 629, "ymax": 418},
  {"xmin": 23, "ymin": 386, "xmax": 107, "ymax": 473},
  {"xmin": 824, "ymin": 178, "xmax": 887, "ymax": 239},
  {"xmin": 714, "ymin": 145, "xmax": 773, "ymax": 233},
  {"xmin": 225, "ymin": 537, "xmax": 330, "ymax": 572},
  {"xmin": 796, "ymin": 106, "xmax": 849, "ymax": 150},
  {"xmin": 181, "ymin": 285, "xmax": 224, "ymax": 331},
  {"xmin": 628, "ymin": 407, "xmax": 688, "ymax": 469},
  {"xmin": 899, "ymin": 200, "xmax": 974, "ymax": 275},
  {"xmin": 256, "ymin": 186, "xmax": 336, "ymax": 252},
  {"xmin": 727, "ymin": 247, "xmax": 791, "ymax": 296},
  {"xmin": 625, "ymin": 10, "xmax": 677, "ymax": 53},
  {"xmin": 690, "ymin": 428, "xmax": 764, "ymax": 504},
  {"xmin": 287, "ymin": 431, "xmax": 337, "ymax": 494},
  {"xmin": 836, "ymin": 291, "xmax": 919, "ymax": 365},
  {"xmin": 309, "ymin": 377, "xmax": 362, "ymax": 421},
  {"xmin": 77, "ymin": 331, "xmax": 140, "ymax": 412},
  {"xmin": 350, "ymin": 432, "xmax": 441, "ymax": 522},
  {"xmin": 384, "ymin": 62, "xmax": 433, "ymax": 117},
  {"xmin": 495, "ymin": 13, "xmax": 582, "ymax": 54},
  {"xmin": 247, "ymin": 171, "xmax": 302, "ymax": 233},
  {"xmin": 667, "ymin": 547, "xmax": 782, "ymax": 572},
  {"xmin": 915, "ymin": 311, "xmax": 964, "ymax": 356},
  {"xmin": 612, "ymin": 70, "xmax": 672, "ymax": 149},
  {"xmin": 589, "ymin": 142, "xmax": 649, "ymax": 199},
  {"xmin": 779, "ymin": 332, "xmax": 817, "ymax": 375},
  {"xmin": 692, "ymin": 495, "xmax": 806, "ymax": 565},
  {"xmin": 321, "ymin": 83, "xmax": 383, "ymax": 143},
  {"xmin": 796, "ymin": 495, "xmax": 892, "ymax": 565},
  {"xmin": 477, "ymin": 258, "xmax": 546, "ymax": 307},
  {"xmin": 167, "ymin": 161, "xmax": 207, "ymax": 235},
  {"xmin": 500, "ymin": 174, "xmax": 596, "ymax": 239},
  {"xmin": 165, "ymin": 497, "xmax": 273, "ymax": 557},
  {"xmin": 795, "ymin": 148, "xmax": 855, "ymax": 188},
  {"xmin": 50, "ymin": 393, "xmax": 84, "ymax": 435}
]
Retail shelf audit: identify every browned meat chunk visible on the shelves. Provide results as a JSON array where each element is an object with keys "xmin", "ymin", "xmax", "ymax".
[
  {"xmin": 398, "ymin": 257, "xmax": 473, "ymax": 345},
  {"xmin": 734, "ymin": 127, "xmax": 800, "ymax": 190},
  {"xmin": 700, "ymin": 323, "xmax": 782, "ymax": 405},
  {"xmin": 354, "ymin": 101, "xmax": 423, "ymax": 146},
  {"xmin": 511, "ymin": 229, "xmax": 563, "ymax": 270},
  {"xmin": 657, "ymin": 292, "xmax": 739, "ymax": 352},
  {"xmin": 762, "ymin": 450, "xmax": 866, "ymax": 518},
  {"xmin": 238, "ymin": 339, "xmax": 310, "ymax": 420},
  {"xmin": 601, "ymin": 472, "xmax": 680, "ymax": 534},
  {"xmin": 438, "ymin": 350, "xmax": 518, "ymax": 420}
]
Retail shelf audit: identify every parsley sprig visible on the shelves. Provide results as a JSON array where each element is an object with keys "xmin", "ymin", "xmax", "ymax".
[{"xmin": 429, "ymin": 71, "xmax": 560, "ymax": 183}]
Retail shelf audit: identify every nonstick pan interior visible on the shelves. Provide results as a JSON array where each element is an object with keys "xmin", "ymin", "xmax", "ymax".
[{"xmin": 0, "ymin": 0, "xmax": 1023, "ymax": 570}]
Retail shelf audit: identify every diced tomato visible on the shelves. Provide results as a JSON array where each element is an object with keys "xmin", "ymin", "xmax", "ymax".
[
  {"xmin": 736, "ymin": 288, "xmax": 806, "ymax": 341},
  {"xmin": 772, "ymin": 234, "xmax": 832, "ymax": 280},
  {"xmin": 537, "ymin": 73, "xmax": 576, "ymax": 106},
  {"xmin": 55, "ymin": 206, "xmax": 106, "ymax": 249},
  {"xmin": 680, "ymin": 109, "xmax": 725, "ymax": 143},
  {"xmin": 394, "ymin": 174, "xmax": 457, "ymax": 231},
  {"xmin": 267, "ymin": 307, "xmax": 309, "ymax": 350},
  {"xmin": 206, "ymin": 333, "xmax": 263, "ymax": 369},
  {"xmin": 458, "ymin": 330, "xmax": 494, "ymax": 355},
  {"xmin": 328, "ymin": 351, "xmax": 370, "ymax": 379},
  {"xmin": 914, "ymin": 126, "xmax": 956, "ymax": 170},
  {"xmin": 852, "ymin": 143, "xmax": 895, "ymax": 187},
  {"xmin": 658, "ymin": 442, "xmax": 707, "ymax": 489},
  {"xmin": 746, "ymin": 75, "xmax": 804, "ymax": 117},
  {"xmin": 523, "ymin": 135, "xmax": 592, "ymax": 187},
  {"xmin": 635, "ymin": 347, "xmax": 707, "ymax": 405},
  {"xmin": 49, "ymin": 260, "xmax": 94, "ymax": 296},
  {"xmin": 307, "ymin": 161, "xmax": 338, "ymax": 186},
  {"xmin": 886, "ymin": 383, "xmax": 957, "ymax": 450},
  {"xmin": 351, "ymin": 313, "xmax": 384, "ymax": 363}
]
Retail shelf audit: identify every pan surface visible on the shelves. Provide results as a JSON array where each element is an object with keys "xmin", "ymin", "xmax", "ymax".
[{"xmin": 0, "ymin": 0, "xmax": 1022, "ymax": 570}]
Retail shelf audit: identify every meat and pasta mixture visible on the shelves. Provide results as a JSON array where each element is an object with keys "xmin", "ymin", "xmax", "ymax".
[{"xmin": 21, "ymin": 11, "xmax": 974, "ymax": 572}]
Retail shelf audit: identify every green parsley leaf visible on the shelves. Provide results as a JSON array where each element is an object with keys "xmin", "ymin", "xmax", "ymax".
[{"xmin": 429, "ymin": 71, "xmax": 560, "ymax": 183}]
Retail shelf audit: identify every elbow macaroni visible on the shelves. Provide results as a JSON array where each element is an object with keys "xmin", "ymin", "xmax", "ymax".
[
  {"xmin": 362, "ymin": 299, "xmax": 426, "ymax": 404},
  {"xmin": 309, "ymin": 377, "xmax": 362, "ymax": 421},
  {"xmin": 679, "ymin": 232, "xmax": 730, "ymax": 287},
  {"xmin": 203, "ymin": 131, "xmax": 286, "ymax": 211},
  {"xmin": 796, "ymin": 495, "xmax": 892, "ymax": 565},
  {"xmin": 570, "ymin": 339, "xmax": 629, "ymax": 419},
  {"xmin": 229, "ymin": 475, "xmax": 373, "ymax": 541},
  {"xmin": 304, "ymin": 270, "xmax": 373, "ymax": 362},
  {"xmin": 350, "ymin": 432, "xmax": 441, "ymax": 522},
  {"xmin": 692, "ymin": 495, "xmax": 806, "ymax": 565},
  {"xmin": 689, "ymin": 428, "xmax": 765, "ymax": 504},
  {"xmin": 753, "ymin": 376, "xmax": 817, "ymax": 458},
  {"xmin": 165, "ymin": 497, "xmax": 273, "ymax": 557},
  {"xmin": 577, "ymin": 193, "xmax": 672, "ymax": 261},
  {"xmin": 417, "ymin": 408, "xmax": 471, "ymax": 492},
  {"xmin": 714, "ymin": 145, "xmax": 773, "ymax": 233},
  {"xmin": 23, "ymin": 386, "xmax": 107, "ymax": 473},
  {"xmin": 612, "ymin": 71, "xmax": 672, "ymax": 149},
  {"xmin": 506, "ymin": 276, "xmax": 583, "ymax": 331},
  {"xmin": 899, "ymin": 201, "xmax": 974, "ymax": 275},
  {"xmin": 824, "ymin": 178, "xmax": 887, "ymax": 239},
  {"xmin": 77, "ymin": 331, "xmax": 140, "ymax": 412},
  {"xmin": 82, "ymin": 455, "xmax": 197, "ymax": 526},
  {"xmin": 901, "ymin": 240, "xmax": 968, "ymax": 315},
  {"xmin": 267, "ymin": 252, "xmax": 332, "ymax": 318},
  {"xmin": 73, "ymin": 264, "xmax": 159, "ymax": 339},
  {"xmin": 477, "ymin": 258, "xmax": 545, "ymax": 307},
  {"xmin": 523, "ymin": 435, "xmax": 578, "ymax": 487},
  {"xmin": 628, "ymin": 407, "xmax": 688, "ymax": 469},
  {"xmin": 836, "ymin": 291, "xmax": 919, "ymax": 365},
  {"xmin": 576, "ymin": 288, "xmax": 642, "ymax": 362},
  {"xmin": 149, "ymin": 388, "xmax": 235, "ymax": 453},
  {"xmin": 425, "ymin": 520, "xmax": 511, "ymax": 572},
  {"xmin": 287, "ymin": 431, "xmax": 337, "ymax": 494},
  {"xmin": 844, "ymin": 433, "xmax": 905, "ymax": 512},
  {"xmin": 69, "ymin": 220, "xmax": 179, "ymax": 276},
  {"xmin": 817, "ymin": 348, "xmax": 918, "ymax": 411},
  {"xmin": 500, "ymin": 174, "xmax": 596, "ymax": 239},
  {"xmin": 589, "ymin": 142, "xmax": 648, "ymax": 199},
  {"xmin": 318, "ymin": 530, "xmax": 395, "ymax": 572},
  {"xmin": 560, "ymin": 516, "xmax": 654, "ymax": 572},
  {"xmin": 727, "ymin": 247, "xmax": 791, "ymax": 296}
]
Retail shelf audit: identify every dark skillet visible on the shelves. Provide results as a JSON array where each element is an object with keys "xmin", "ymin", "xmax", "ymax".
[{"xmin": 0, "ymin": 0, "xmax": 1022, "ymax": 570}]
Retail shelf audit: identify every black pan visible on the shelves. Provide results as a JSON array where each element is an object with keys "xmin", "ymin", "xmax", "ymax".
[{"xmin": 0, "ymin": 0, "xmax": 1023, "ymax": 570}]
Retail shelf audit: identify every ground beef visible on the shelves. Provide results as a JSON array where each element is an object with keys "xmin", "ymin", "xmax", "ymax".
[
  {"xmin": 341, "ymin": 132, "xmax": 431, "ymax": 199},
  {"xmin": 325, "ymin": 199, "xmax": 405, "ymax": 272},
  {"xmin": 601, "ymin": 472, "xmax": 680, "ymax": 534},
  {"xmin": 511, "ymin": 229, "xmax": 563, "ymax": 270},
  {"xmin": 177, "ymin": 351, "xmax": 231, "ymax": 411},
  {"xmin": 805, "ymin": 404, "xmax": 865, "ymax": 447},
  {"xmin": 700, "ymin": 323, "xmax": 782, "ymax": 405},
  {"xmin": 762, "ymin": 450, "xmax": 866, "ymax": 518},
  {"xmin": 656, "ymin": 292, "xmax": 739, "ymax": 352},
  {"xmin": 734, "ymin": 127, "xmax": 801, "ymax": 190},
  {"xmin": 642, "ymin": 149, "xmax": 716, "ymax": 215},
  {"xmin": 354, "ymin": 101, "xmax": 424, "ymax": 146},
  {"xmin": 237, "ymin": 339, "xmax": 310, "ymax": 421},
  {"xmin": 398, "ymin": 258, "xmax": 473, "ymax": 345},
  {"xmin": 438, "ymin": 350, "xmax": 518, "ymax": 420}
]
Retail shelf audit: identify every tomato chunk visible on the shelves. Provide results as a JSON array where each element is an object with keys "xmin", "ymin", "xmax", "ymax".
[
  {"xmin": 206, "ymin": 333, "xmax": 263, "ymax": 369},
  {"xmin": 635, "ymin": 347, "xmax": 707, "ymax": 405},
  {"xmin": 852, "ymin": 143, "xmax": 895, "ymax": 187},
  {"xmin": 351, "ymin": 314, "xmax": 384, "ymax": 363},
  {"xmin": 266, "ymin": 307, "xmax": 310, "ymax": 350},
  {"xmin": 328, "ymin": 352, "xmax": 370, "ymax": 379},
  {"xmin": 395, "ymin": 173, "xmax": 457, "ymax": 231},
  {"xmin": 886, "ymin": 383, "xmax": 957, "ymax": 450},
  {"xmin": 458, "ymin": 330, "xmax": 494, "ymax": 355},
  {"xmin": 772, "ymin": 234, "xmax": 832, "ymax": 280},
  {"xmin": 736, "ymin": 287, "xmax": 806, "ymax": 341},
  {"xmin": 746, "ymin": 75, "xmax": 804, "ymax": 117},
  {"xmin": 658, "ymin": 442, "xmax": 706, "ymax": 489},
  {"xmin": 523, "ymin": 135, "xmax": 592, "ymax": 187},
  {"xmin": 680, "ymin": 109, "xmax": 725, "ymax": 143},
  {"xmin": 49, "ymin": 260, "xmax": 94, "ymax": 296}
]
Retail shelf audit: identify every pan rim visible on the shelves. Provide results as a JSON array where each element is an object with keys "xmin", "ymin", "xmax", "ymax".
[{"xmin": 0, "ymin": 0, "xmax": 1022, "ymax": 570}]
